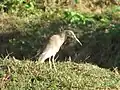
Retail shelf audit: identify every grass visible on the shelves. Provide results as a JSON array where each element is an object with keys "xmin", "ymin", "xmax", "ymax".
[{"xmin": 0, "ymin": 58, "xmax": 120, "ymax": 90}]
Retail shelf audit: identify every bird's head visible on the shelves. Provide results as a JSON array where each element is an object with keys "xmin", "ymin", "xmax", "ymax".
[{"xmin": 64, "ymin": 30, "xmax": 82, "ymax": 46}]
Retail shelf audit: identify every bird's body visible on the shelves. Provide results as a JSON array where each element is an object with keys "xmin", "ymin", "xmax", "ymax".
[
  {"xmin": 38, "ymin": 30, "xmax": 82, "ymax": 71},
  {"xmin": 38, "ymin": 32, "xmax": 66, "ymax": 63}
]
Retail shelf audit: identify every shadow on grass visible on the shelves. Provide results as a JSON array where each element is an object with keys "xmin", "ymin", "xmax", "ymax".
[{"xmin": 0, "ymin": 18, "xmax": 120, "ymax": 70}]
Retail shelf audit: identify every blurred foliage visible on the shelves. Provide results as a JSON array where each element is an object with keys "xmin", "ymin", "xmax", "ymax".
[
  {"xmin": 0, "ymin": 0, "xmax": 120, "ymax": 17},
  {"xmin": 0, "ymin": 0, "xmax": 38, "ymax": 16},
  {"xmin": 0, "ymin": 0, "xmax": 120, "ymax": 69},
  {"xmin": 64, "ymin": 9, "xmax": 95, "ymax": 25}
]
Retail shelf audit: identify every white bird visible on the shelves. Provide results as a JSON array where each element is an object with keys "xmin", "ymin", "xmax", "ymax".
[{"xmin": 38, "ymin": 30, "xmax": 82, "ymax": 71}]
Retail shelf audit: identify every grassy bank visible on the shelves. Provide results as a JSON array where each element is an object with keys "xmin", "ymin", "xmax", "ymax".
[{"xmin": 0, "ymin": 58, "xmax": 120, "ymax": 90}]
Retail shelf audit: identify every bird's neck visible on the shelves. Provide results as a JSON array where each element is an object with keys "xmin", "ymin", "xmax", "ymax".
[{"xmin": 60, "ymin": 32, "xmax": 66, "ymax": 40}]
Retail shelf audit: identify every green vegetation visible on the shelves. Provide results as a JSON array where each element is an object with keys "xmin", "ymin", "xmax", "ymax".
[
  {"xmin": 0, "ymin": 58, "xmax": 120, "ymax": 90},
  {"xmin": 0, "ymin": 0, "xmax": 120, "ymax": 89}
]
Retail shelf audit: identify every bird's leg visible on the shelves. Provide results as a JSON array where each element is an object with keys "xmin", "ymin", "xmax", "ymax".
[
  {"xmin": 49, "ymin": 57, "xmax": 52, "ymax": 69},
  {"xmin": 52, "ymin": 55, "xmax": 57, "ymax": 72}
]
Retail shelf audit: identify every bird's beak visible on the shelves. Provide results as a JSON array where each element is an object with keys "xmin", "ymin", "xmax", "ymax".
[
  {"xmin": 65, "ymin": 30, "xmax": 82, "ymax": 46},
  {"xmin": 76, "ymin": 38, "xmax": 82, "ymax": 46}
]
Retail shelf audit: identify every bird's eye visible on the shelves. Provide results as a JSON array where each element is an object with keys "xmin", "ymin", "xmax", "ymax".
[{"xmin": 68, "ymin": 32, "xmax": 71, "ymax": 35}]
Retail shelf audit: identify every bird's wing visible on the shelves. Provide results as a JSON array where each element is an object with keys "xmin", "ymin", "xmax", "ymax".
[
  {"xmin": 38, "ymin": 49, "xmax": 52, "ymax": 63},
  {"xmin": 38, "ymin": 41, "xmax": 57, "ymax": 63}
]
